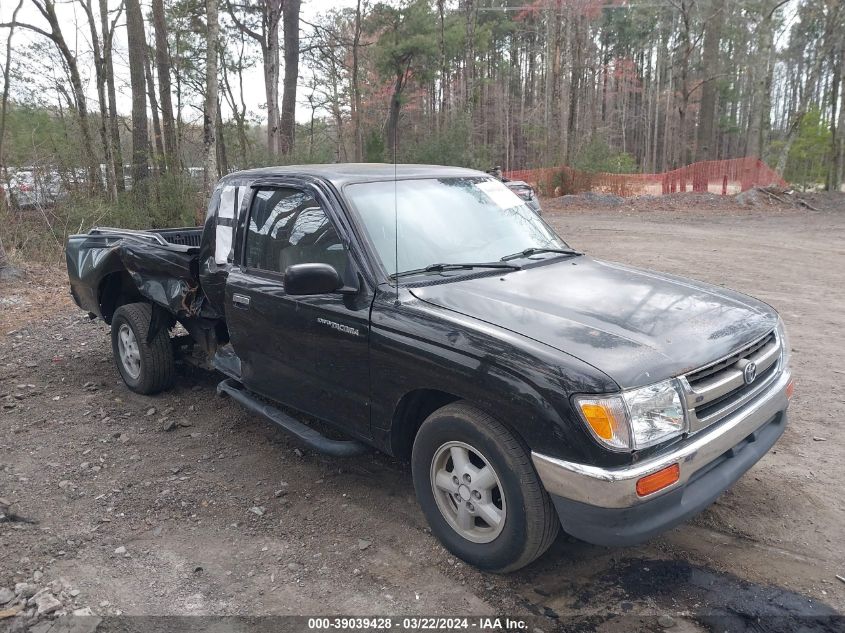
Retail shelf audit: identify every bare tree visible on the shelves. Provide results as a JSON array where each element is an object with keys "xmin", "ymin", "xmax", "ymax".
[
  {"xmin": 280, "ymin": 0, "xmax": 301, "ymax": 156},
  {"xmin": 695, "ymin": 0, "xmax": 725, "ymax": 162},
  {"xmin": 227, "ymin": 0, "xmax": 283, "ymax": 157},
  {"xmin": 221, "ymin": 31, "xmax": 252, "ymax": 166},
  {"xmin": 205, "ymin": 0, "xmax": 220, "ymax": 199},
  {"xmin": 145, "ymin": 52, "xmax": 166, "ymax": 174},
  {"xmin": 79, "ymin": 0, "xmax": 118, "ymax": 200},
  {"xmin": 351, "ymin": 0, "xmax": 364, "ymax": 161},
  {"xmin": 747, "ymin": 0, "xmax": 790, "ymax": 159},
  {"xmin": 0, "ymin": 0, "xmax": 24, "ymax": 178},
  {"xmin": 834, "ymin": 39, "xmax": 845, "ymax": 190},
  {"xmin": 100, "ymin": 0, "xmax": 125, "ymax": 191},
  {"xmin": 126, "ymin": 0, "xmax": 149, "ymax": 190},
  {"xmin": 0, "ymin": 0, "xmax": 25, "ymax": 279},
  {"xmin": 2, "ymin": 0, "xmax": 101, "ymax": 192},
  {"xmin": 151, "ymin": 0, "xmax": 179, "ymax": 172}
]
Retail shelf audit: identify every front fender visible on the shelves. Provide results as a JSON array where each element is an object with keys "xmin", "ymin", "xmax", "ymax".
[{"xmin": 369, "ymin": 291, "xmax": 627, "ymax": 468}]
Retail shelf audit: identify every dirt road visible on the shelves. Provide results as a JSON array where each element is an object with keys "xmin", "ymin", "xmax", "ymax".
[{"xmin": 1, "ymin": 199, "xmax": 843, "ymax": 631}]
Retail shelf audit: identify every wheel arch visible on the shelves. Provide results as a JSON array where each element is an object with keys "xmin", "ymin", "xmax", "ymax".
[
  {"xmin": 389, "ymin": 387, "xmax": 541, "ymax": 462},
  {"xmin": 389, "ymin": 388, "xmax": 461, "ymax": 461},
  {"xmin": 98, "ymin": 270, "xmax": 143, "ymax": 324}
]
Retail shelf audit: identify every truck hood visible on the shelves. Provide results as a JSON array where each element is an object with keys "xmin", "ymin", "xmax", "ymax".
[{"xmin": 409, "ymin": 257, "xmax": 778, "ymax": 389}]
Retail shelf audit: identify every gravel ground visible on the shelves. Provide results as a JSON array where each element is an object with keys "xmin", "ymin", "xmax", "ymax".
[{"xmin": 1, "ymin": 196, "xmax": 844, "ymax": 632}]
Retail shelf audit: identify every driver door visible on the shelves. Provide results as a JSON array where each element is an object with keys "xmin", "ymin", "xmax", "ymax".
[{"xmin": 225, "ymin": 184, "xmax": 372, "ymax": 439}]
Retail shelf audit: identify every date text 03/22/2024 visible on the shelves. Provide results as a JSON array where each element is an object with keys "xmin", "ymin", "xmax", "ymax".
[{"xmin": 307, "ymin": 617, "xmax": 529, "ymax": 631}]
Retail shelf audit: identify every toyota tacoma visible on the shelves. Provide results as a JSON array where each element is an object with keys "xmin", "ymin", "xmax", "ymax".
[{"xmin": 65, "ymin": 164, "xmax": 793, "ymax": 572}]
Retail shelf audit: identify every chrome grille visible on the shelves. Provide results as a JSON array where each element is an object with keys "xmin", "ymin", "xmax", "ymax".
[{"xmin": 681, "ymin": 330, "xmax": 781, "ymax": 433}]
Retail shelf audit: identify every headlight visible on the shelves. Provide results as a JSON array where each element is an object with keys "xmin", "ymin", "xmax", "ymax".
[
  {"xmin": 575, "ymin": 379, "xmax": 686, "ymax": 451},
  {"xmin": 777, "ymin": 317, "xmax": 790, "ymax": 368}
]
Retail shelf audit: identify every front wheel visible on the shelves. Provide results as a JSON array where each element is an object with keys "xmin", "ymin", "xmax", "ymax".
[
  {"xmin": 110, "ymin": 302, "xmax": 175, "ymax": 395},
  {"xmin": 411, "ymin": 402, "xmax": 560, "ymax": 573}
]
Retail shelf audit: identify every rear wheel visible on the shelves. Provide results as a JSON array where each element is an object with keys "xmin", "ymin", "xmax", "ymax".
[
  {"xmin": 110, "ymin": 302, "xmax": 175, "ymax": 394},
  {"xmin": 411, "ymin": 402, "xmax": 559, "ymax": 573}
]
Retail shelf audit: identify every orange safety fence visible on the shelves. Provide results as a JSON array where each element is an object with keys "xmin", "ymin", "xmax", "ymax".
[{"xmin": 505, "ymin": 157, "xmax": 787, "ymax": 198}]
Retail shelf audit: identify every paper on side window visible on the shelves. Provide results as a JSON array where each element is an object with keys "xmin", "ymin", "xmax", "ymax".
[{"xmin": 215, "ymin": 185, "xmax": 244, "ymax": 264}]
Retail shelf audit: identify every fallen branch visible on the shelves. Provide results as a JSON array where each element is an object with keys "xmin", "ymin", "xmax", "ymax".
[{"xmin": 796, "ymin": 198, "xmax": 820, "ymax": 212}]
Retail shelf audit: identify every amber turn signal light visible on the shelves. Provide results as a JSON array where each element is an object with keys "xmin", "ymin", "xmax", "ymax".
[
  {"xmin": 580, "ymin": 403, "xmax": 615, "ymax": 440},
  {"xmin": 786, "ymin": 378, "xmax": 795, "ymax": 400},
  {"xmin": 636, "ymin": 463, "xmax": 680, "ymax": 497}
]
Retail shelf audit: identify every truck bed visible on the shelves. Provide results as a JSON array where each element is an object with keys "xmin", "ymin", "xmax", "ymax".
[
  {"xmin": 87, "ymin": 226, "xmax": 203, "ymax": 249},
  {"xmin": 66, "ymin": 225, "xmax": 206, "ymax": 321}
]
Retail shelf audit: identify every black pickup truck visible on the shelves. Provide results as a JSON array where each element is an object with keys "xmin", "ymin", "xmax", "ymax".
[{"xmin": 66, "ymin": 164, "xmax": 793, "ymax": 572}]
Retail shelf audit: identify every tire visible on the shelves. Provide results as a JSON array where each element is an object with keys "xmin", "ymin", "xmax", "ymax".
[
  {"xmin": 110, "ymin": 302, "xmax": 175, "ymax": 395},
  {"xmin": 411, "ymin": 402, "xmax": 560, "ymax": 573}
]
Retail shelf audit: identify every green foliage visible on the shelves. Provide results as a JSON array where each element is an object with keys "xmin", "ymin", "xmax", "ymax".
[
  {"xmin": 369, "ymin": 0, "xmax": 439, "ymax": 83},
  {"xmin": 573, "ymin": 136, "xmax": 638, "ymax": 174},
  {"xmin": 778, "ymin": 108, "xmax": 831, "ymax": 190},
  {"xmin": 146, "ymin": 174, "xmax": 204, "ymax": 228},
  {"xmin": 1, "ymin": 104, "xmax": 86, "ymax": 169},
  {"xmin": 0, "ymin": 175, "xmax": 202, "ymax": 263},
  {"xmin": 400, "ymin": 117, "xmax": 491, "ymax": 169},
  {"xmin": 364, "ymin": 131, "xmax": 385, "ymax": 163}
]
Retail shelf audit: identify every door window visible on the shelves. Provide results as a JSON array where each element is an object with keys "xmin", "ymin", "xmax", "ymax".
[{"xmin": 245, "ymin": 188, "xmax": 347, "ymax": 275}]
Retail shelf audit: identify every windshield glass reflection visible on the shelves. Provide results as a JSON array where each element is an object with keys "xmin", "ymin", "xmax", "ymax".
[{"xmin": 345, "ymin": 176, "xmax": 568, "ymax": 276}]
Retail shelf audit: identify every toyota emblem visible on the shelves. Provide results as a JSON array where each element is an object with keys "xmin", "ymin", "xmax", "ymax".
[{"xmin": 743, "ymin": 361, "xmax": 757, "ymax": 385}]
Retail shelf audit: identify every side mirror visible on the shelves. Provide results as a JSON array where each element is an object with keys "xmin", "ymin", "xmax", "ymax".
[{"xmin": 284, "ymin": 263, "xmax": 344, "ymax": 295}]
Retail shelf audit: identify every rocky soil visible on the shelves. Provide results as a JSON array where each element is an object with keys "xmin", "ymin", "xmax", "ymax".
[{"xmin": 1, "ymin": 196, "xmax": 844, "ymax": 632}]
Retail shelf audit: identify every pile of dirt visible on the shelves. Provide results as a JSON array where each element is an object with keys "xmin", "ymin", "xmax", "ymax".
[{"xmin": 542, "ymin": 188, "xmax": 843, "ymax": 215}]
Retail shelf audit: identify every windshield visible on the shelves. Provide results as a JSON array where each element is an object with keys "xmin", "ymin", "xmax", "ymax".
[{"xmin": 345, "ymin": 176, "xmax": 569, "ymax": 277}]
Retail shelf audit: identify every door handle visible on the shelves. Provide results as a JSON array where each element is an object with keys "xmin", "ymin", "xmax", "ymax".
[{"xmin": 232, "ymin": 293, "xmax": 251, "ymax": 309}]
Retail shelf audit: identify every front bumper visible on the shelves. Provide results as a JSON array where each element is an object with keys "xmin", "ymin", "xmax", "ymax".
[{"xmin": 532, "ymin": 368, "xmax": 791, "ymax": 546}]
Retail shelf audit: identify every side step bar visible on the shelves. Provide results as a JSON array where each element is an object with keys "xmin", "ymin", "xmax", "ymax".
[{"xmin": 216, "ymin": 378, "xmax": 367, "ymax": 457}]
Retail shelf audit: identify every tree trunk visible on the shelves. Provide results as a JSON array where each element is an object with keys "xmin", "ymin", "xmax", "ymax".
[
  {"xmin": 835, "ymin": 41, "xmax": 845, "ymax": 189},
  {"xmin": 144, "ymin": 53, "xmax": 165, "ymax": 175},
  {"xmin": 216, "ymin": 97, "xmax": 228, "ymax": 174},
  {"xmin": 280, "ymin": 0, "xmax": 301, "ymax": 157},
  {"xmin": 264, "ymin": 42, "xmax": 280, "ymax": 158},
  {"xmin": 463, "ymin": 0, "xmax": 477, "ymax": 151},
  {"xmin": 221, "ymin": 39, "xmax": 249, "ymax": 167},
  {"xmin": 827, "ymin": 36, "xmax": 842, "ymax": 191},
  {"xmin": 227, "ymin": 0, "xmax": 282, "ymax": 158},
  {"xmin": 204, "ymin": 0, "xmax": 220, "ymax": 200},
  {"xmin": 696, "ymin": 0, "xmax": 725, "ymax": 161},
  {"xmin": 385, "ymin": 70, "xmax": 404, "ymax": 158},
  {"xmin": 151, "ymin": 0, "xmax": 178, "ymax": 172},
  {"xmin": 437, "ymin": 0, "xmax": 447, "ymax": 132},
  {"xmin": 79, "ymin": 0, "xmax": 118, "ymax": 200},
  {"xmin": 0, "ymin": 0, "xmax": 24, "ymax": 183},
  {"xmin": 125, "ymin": 0, "xmax": 149, "ymax": 191},
  {"xmin": 351, "ymin": 0, "xmax": 363, "ymax": 161},
  {"xmin": 747, "ymin": 1, "xmax": 789, "ymax": 159},
  {"xmin": 100, "ymin": 0, "xmax": 124, "ymax": 192},
  {"xmin": 0, "ymin": 0, "xmax": 24, "ymax": 278}
]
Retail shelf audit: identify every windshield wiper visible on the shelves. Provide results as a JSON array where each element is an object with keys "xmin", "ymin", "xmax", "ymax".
[
  {"xmin": 391, "ymin": 261, "xmax": 521, "ymax": 280},
  {"xmin": 500, "ymin": 247, "xmax": 583, "ymax": 262}
]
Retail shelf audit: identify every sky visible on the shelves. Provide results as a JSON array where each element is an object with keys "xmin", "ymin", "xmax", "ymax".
[{"xmin": 0, "ymin": 0, "xmax": 360, "ymax": 124}]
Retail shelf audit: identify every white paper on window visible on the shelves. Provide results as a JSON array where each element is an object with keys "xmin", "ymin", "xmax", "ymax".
[{"xmin": 215, "ymin": 186, "xmax": 243, "ymax": 264}]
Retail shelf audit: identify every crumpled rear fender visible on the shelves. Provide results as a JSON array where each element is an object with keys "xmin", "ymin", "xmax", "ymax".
[{"xmin": 66, "ymin": 234, "xmax": 201, "ymax": 322}]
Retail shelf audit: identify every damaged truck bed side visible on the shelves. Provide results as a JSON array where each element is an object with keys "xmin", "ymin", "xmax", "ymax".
[
  {"xmin": 67, "ymin": 226, "xmax": 225, "ymax": 360},
  {"xmin": 66, "ymin": 164, "xmax": 792, "ymax": 573}
]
